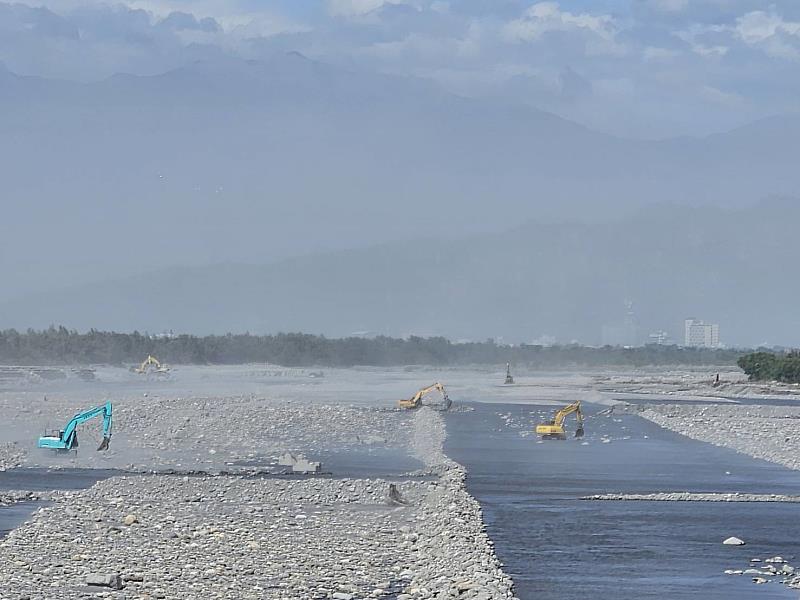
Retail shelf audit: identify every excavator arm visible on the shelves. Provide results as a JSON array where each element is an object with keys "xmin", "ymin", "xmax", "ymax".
[
  {"xmin": 398, "ymin": 383, "xmax": 452, "ymax": 410},
  {"xmin": 553, "ymin": 401, "xmax": 583, "ymax": 427},
  {"xmin": 536, "ymin": 400, "xmax": 584, "ymax": 439},
  {"xmin": 38, "ymin": 401, "xmax": 113, "ymax": 451},
  {"xmin": 135, "ymin": 355, "xmax": 162, "ymax": 373},
  {"xmin": 134, "ymin": 355, "xmax": 171, "ymax": 375}
]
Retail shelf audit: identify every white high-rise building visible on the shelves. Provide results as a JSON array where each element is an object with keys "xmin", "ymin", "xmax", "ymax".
[{"xmin": 684, "ymin": 319, "xmax": 720, "ymax": 348}]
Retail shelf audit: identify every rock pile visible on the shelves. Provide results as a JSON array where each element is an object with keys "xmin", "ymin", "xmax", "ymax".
[
  {"xmin": 726, "ymin": 556, "xmax": 800, "ymax": 590},
  {"xmin": 583, "ymin": 492, "xmax": 800, "ymax": 503}
]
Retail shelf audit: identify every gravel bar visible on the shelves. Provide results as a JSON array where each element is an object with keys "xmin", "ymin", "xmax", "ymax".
[
  {"xmin": 583, "ymin": 492, "xmax": 800, "ymax": 502},
  {"xmin": 639, "ymin": 404, "xmax": 800, "ymax": 472},
  {"xmin": 0, "ymin": 407, "xmax": 517, "ymax": 600}
]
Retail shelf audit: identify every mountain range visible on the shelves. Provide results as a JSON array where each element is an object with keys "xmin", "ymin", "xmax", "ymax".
[
  {"xmin": 1, "ymin": 54, "xmax": 798, "ymax": 344},
  {"xmin": 3, "ymin": 200, "xmax": 797, "ymax": 347},
  {"xmin": 1, "ymin": 54, "xmax": 799, "ymax": 291}
]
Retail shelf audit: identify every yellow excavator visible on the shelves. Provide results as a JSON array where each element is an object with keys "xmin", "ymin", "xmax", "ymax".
[
  {"xmin": 536, "ymin": 400, "xmax": 584, "ymax": 440},
  {"xmin": 398, "ymin": 383, "xmax": 452, "ymax": 410},
  {"xmin": 134, "ymin": 355, "xmax": 170, "ymax": 375}
]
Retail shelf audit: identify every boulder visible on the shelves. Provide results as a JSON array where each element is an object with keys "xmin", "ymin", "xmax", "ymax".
[
  {"xmin": 723, "ymin": 537, "xmax": 745, "ymax": 546},
  {"xmin": 86, "ymin": 573, "xmax": 123, "ymax": 589}
]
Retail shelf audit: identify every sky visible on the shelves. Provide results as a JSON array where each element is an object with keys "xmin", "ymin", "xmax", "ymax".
[{"xmin": 2, "ymin": 0, "xmax": 800, "ymax": 138}]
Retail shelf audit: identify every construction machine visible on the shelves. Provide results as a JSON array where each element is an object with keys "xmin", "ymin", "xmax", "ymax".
[
  {"xmin": 38, "ymin": 401, "xmax": 113, "ymax": 452},
  {"xmin": 398, "ymin": 383, "xmax": 452, "ymax": 410},
  {"xmin": 504, "ymin": 363, "xmax": 514, "ymax": 384},
  {"xmin": 134, "ymin": 355, "xmax": 170, "ymax": 375},
  {"xmin": 535, "ymin": 400, "xmax": 584, "ymax": 440}
]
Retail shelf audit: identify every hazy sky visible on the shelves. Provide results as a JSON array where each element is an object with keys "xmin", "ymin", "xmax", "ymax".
[
  {"xmin": 3, "ymin": 0, "xmax": 800, "ymax": 137},
  {"xmin": 2, "ymin": 1, "xmax": 799, "ymax": 344}
]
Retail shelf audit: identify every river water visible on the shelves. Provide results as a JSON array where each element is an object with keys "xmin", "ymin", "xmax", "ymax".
[{"xmin": 446, "ymin": 402, "xmax": 800, "ymax": 600}]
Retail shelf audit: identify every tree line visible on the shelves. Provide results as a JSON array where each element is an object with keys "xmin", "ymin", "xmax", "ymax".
[
  {"xmin": 737, "ymin": 351, "xmax": 800, "ymax": 383},
  {"xmin": 0, "ymin": 326, "xmax": 750, "ymax": 368}
]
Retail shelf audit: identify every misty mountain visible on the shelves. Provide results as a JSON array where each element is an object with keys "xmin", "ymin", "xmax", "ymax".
[
  {"xmin": 3, "ymin": 201, "xmax": 798, "ymax": 347},
  {"xmin": 1, "ymin": 54, "xmax": 799, "ymax": 302}
]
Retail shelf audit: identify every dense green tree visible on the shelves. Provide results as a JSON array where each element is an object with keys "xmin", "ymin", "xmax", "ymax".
[
  {"xmin": 0, "ymin": 327, "xmax": 751, "ymax": 368},
  {"xmin": 737, "ymin": 352, "xmax": 780, "ymax": 381}
]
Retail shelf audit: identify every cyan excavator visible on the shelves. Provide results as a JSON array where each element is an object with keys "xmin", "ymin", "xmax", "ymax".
[
  {"xmin": 398, "ymin": 383, "xmax": 452, "ymax": 410},
  {"xmin": 536, "ymin": 400, "xmax": 584, "ymax": 440},
  {"xmin": 38, "ymin": 401, "xmax": 113, "ymax": 451}
]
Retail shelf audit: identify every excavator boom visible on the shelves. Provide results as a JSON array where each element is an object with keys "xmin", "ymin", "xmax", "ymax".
[
  {"xmin": 135, "ymin": 355, "xmax": 169, "ymax": 375},
  {"xmin": 38, "ymin": 401, "xmax": 113, "ymax": 451}
]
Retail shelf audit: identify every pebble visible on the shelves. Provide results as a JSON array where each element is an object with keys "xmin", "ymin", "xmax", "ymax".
[{"xmin": 0, "ymin": 405, "xmax": 517, "ymax": 599}]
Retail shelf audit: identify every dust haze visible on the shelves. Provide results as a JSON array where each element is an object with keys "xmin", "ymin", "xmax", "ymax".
[{"xmin": 1, "ymin": 1, "xmax": 799, "ymax": 347}]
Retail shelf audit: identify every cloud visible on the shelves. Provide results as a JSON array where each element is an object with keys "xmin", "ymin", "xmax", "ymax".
[
  {"xmin": 158, "ymin": 11, "xmax": 220, "ymax": 33},
  {"xmin": 327, "ymin": 0, "xmax": 409, "ymax": 19},
  {"xmin": 642, "ymin": 45, "xmax": 680, "ymax": 61},
  {"xmin": 2, "ymin": 0, "xmax": 800, "ymax": 138},
  {"xmin": 734, "ymin": 10, "xmax": 800, "ymax": 59},
  {"xmin": 0, "ymin": 3, "xmax": 78, "ymax": 39},
  {"xmin": 503, "ymin": 2, "xmax": 617, "ymax": 43},
  {"xmin": 647, "ymin": 0, "xmax": 689, "ymax": 13}
]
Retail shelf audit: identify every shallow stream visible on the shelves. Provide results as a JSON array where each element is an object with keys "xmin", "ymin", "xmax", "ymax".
[{"xmin": 446, "ymin": 402, "xmax": 800, "ymax": 599}]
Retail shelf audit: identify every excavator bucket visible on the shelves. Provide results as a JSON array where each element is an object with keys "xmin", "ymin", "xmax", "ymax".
[
  {"xmin": 574, "ymin": 426, "xmax": 585, "ymax": 439},
  {"xmin": 97, "ymin": 436, "xmax": 110, "ymax": 451}
]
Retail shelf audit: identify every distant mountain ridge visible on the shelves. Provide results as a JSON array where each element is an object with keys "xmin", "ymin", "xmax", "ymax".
[
  {"xmin": 3, "ymin": 201, "xmax": 798, "ymax": 347},
  {"xmin": 1, "ymin": 54, "xmax": 799, "ymax": 305}
]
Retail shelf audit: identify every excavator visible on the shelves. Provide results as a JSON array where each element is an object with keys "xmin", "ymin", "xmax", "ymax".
[
  {"xmin": 398, "ymin": 383, "xmax": 452, "ymax": 410},
  {"xmin": 134, "ymin": 355, "xmax": 170, "ymax": 375},
  {"xmin": 535, "ymin": 400, "xmax": 584, "ymax": 440},
  {"xmin": 504, "ymin": 363, "xmax": 514, "ymax": 384},
  {"xmin": 38, "ymin": 401, "xmax": 113, "ymax": 452}
]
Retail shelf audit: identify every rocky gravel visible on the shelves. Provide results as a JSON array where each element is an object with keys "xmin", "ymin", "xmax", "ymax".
[
  {"xmin": 0, "ymin": 443, "xmax": 25, "ymax": 472},
  {"xmin": 583, "ymin": 492, "xmax": 800, "ymax": 503},
  {"xmin": 0, "ymin": 407, "xmax": 517, "ymax": 599},
  {"xmin": 725, "ymin": 556, "xmax": 800, "ymax": 590},
  {"xmin": 593, "ymin": 369, "xmax": 800, "ymax": 400},
  {"xmin": 0, "ymin": 393, "xmax": 412, "ymax": 473},
  {"xmin": 640, "ymin": 404, "xmax": 800, "ymax": 471}
]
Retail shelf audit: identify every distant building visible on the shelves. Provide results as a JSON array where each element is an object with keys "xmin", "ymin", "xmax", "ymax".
[
  {"xmin": 684, "ymin": 319, "xmax": 720, "ymax": 348},
  {"xmin": 151, "ymin": 330, "xmax": 176, "ymax": 340},
  {"xmin": 648, "ymin": 330, "xmax": 671, "ymax": 345}
]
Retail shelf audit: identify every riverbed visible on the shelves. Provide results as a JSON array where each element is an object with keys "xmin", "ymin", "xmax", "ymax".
[{"xmin": 446, "ymin": 402, "xmax": 800, "ymax": 600}]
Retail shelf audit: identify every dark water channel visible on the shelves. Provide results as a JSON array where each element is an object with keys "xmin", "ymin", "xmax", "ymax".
[{"xmin": 446, "ymin": 402, "xmax": 800, "ymax": 600}]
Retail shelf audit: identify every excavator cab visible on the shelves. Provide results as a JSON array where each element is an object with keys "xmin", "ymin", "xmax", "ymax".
[{"xmin": 504, "ymin": 363, "xmax": 514, "ymax": 385}]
